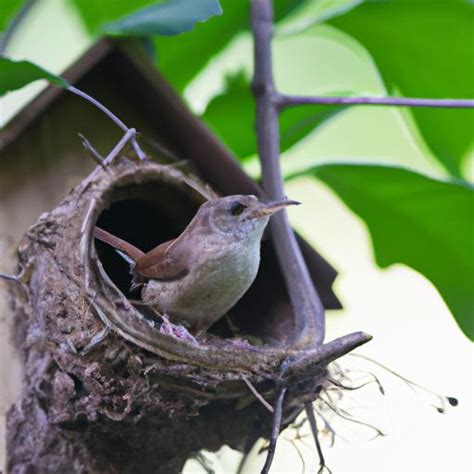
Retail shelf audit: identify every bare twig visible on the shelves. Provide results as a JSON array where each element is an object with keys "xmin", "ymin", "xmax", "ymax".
[
  {"xmin": 304, "ymin": 401, "xmax": 331, "ymax": 474},
  {"xmin": 67, "ymin": 86, "xmax": 146, "ymax": 161},
  {"xmin": 0, "ymin": 272, "xmax": 21, "ymax": 283},
  {"xmin": 78, "ymin": 133, "xmax": 106, "ymax": 168},
  {"xmin": 79, "ymin": 325, "xmax": 111, "ymax": 356},
  {"xmin": 261, "ymin": 387, "xmax": 287, "ymax": 474},
  {"xmin": 103, "ymin": 128, "xmax": 137, "ymax": 165},
  {"xmin": 276, "ymin": 94, "xmax": 474, "ymax": 109},
  {"xmin": 243, "ymin": 377, "xmax": 274, "ymax": 413},
  {"xmin": 314, "ymin": 408, "xmax": 340, "ymax": 446},
  {"xmin": 250, "ymin": 0, "xmax": 325, "ymax": 347}
]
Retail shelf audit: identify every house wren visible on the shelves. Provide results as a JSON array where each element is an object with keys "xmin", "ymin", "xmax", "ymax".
[{"xmin": 94, "ymin": 194, "xmax": 299, "ymax": 334}]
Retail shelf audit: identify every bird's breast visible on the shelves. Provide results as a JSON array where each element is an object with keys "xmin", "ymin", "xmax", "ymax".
[{"xmin": 142, "ymin": 240, "xmax": 261, "ymax": 326}]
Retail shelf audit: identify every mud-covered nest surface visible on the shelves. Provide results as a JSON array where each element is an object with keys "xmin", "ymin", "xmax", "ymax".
[{"xmin": 6, "ymin": 158, "xmax": 370, "ymax": 473}]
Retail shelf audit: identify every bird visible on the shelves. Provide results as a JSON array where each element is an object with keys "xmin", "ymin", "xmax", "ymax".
[{"xmin": 94, "ymin": 194, "xmax": 299, "ymax": 335}]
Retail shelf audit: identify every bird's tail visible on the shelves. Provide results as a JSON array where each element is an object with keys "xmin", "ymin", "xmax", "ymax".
[{"xmin": 93, "ymin": 227, "xmax": 145, "ymax": 263}]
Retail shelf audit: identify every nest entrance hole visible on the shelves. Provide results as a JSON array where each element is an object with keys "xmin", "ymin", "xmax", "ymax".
[{"xmin": 94, "ymin": 178, "xmax": 299, "ymax": 346}]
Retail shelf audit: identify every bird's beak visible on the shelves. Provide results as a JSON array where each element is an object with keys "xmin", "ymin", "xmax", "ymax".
[{"xmin": 249, "ymin": 199, "xmax": 301, "ymax": 219}]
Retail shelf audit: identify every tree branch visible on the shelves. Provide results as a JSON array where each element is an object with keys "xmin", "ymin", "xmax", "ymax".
[
  {"xmin": 261, "ymin": 387, "xmax": 287, "ymax": 474},
  {"xmin": 250, "ymin": 0, "xmax": 325, "ymax": 347},
  {"xmin": 304, "ymin": 401, "xmax": 328, "ymax": 474},
  {"xmin": 276, "ymin": 94, "xmax": 474, "ymax": 109}
]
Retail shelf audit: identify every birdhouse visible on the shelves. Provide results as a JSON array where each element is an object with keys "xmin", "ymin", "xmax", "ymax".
[
  {"xmin": 1, "ymin": 37, "xmax": 341, "ymax": 340},
  {"xmin": 1, "ymin": 39, "xmax": 364, "ymax": 473}
]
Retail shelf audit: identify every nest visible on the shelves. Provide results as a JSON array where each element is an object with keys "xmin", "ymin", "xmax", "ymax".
[{"xmin": 6, "ymin": 157, "xmax": 370, "ymax": 473}]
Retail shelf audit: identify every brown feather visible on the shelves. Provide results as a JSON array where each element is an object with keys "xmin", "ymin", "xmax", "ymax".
[
  {"xmin": 94, "ymin": 226, "xmax": 190, "ymax": 282},
  {"xmin": 94, "ymin": 227, "xmax": 144, "ymax": 262},
  {"xmin": 134, "ymin": 238, "xmax": 189, "ymax": 281}
]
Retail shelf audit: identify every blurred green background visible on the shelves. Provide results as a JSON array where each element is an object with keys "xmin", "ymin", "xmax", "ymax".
[{"xmin": 0, "ymin": 1, "xmax": 472, "ymax": 472}]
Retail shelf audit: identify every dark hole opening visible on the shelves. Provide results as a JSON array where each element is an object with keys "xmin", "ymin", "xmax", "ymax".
[
  {"xmin": 95, "ymin": 179, "xmax": 199, "ymax": 300},
  {"xmin": 94, "ymin": 179, "xmax": 298, "ymax": 345},
  {"xmin": 96, "ymin": 199, "xmax": 181, "ymax": 299}
]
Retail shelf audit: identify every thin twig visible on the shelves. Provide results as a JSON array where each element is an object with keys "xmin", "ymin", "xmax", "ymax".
[
  {"xmin": 250, "ymin": 0, "xmax": 325, "ymax": 347},
  {"xmin": 78, "ymin": 133, "xmax": 106, "ymax": 168},
  {"xmin": 327, "ymin": 376, "xmax": 384, "ymax": 394},
  {"xmin": 243, "ymin": 377, "xmax": 274, "ymax": 413},
  {"xmin": 79, "ymin": 325, "xmax": 111, "ymax": 356},
  {"xmin": 304, "ymin": 401, "xmax": 331, "ymax": 474},
  {"xmin": 261, "ymin": 387, "xmax": 287, "ymax": 474},
  {"xmin": 320, "ymin": 398, "xmax": 386, "ymax": 438},
  {"xmin": 67, "ymin": 86, "xmax": 146, "ymax": 161},
  {"xmin": 314, "ymin": 408, "xmax": 341, "ymax": 446},
  {"xmin": 349, "ymin": 353, "xmax": 458, "ymax": 411},
  {"xmin": 103, "ymin": 128, "xmax": 137, "ymax": 165},
  {"xmin": 276, "ymin": 94, "xmax": 474, "ymax": 109},
  {"xmin": 0, "ymin": 272, "xmax": 21, "ymax": 283}
]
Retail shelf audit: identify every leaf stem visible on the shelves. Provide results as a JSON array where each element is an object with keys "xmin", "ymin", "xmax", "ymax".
[
  {"xmin": 276, "ymin": 94, "xmax": 474, "ymax": 109},
  {"xmin": 250, "ymin": 0, "xmax": 325, "ymax": 346}
]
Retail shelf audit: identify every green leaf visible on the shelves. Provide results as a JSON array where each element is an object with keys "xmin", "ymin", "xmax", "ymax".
[
  {"xmin": 279, "ymin": 103, "xmax": 345, "ymax": 155},
  {"xmin": 153, "ymin": 0, "xmax": 309, "ymax": 92},
  {"xmin": 201, "ymin": 71, "xmax": 255, "ymax": 159},
  {"xmin": 71, "ymin": 0, "xmax": 157, "ymax": 34},
  {"xmin": 201, "ymin": 70, "xmax": 344, "ymax": 160},
  {"xmin": 327, "ymin": 1, "xmax": 474, "ymax": 178},
  {"xmin": 102, "ymin": 0, "xmax": 222, "ymax": 37},
  {"xmin": 276, "ymin": 0, "xmax": 362, "ymax": 34},
  {"xmin": 152, "ymin": 0, "xmax": 246, "ymax": 91},
  {"xmin": 0, "ymin": 0, "xmax": 24, "ymax": 32},
  {"xmin": 0, "ymin": 57, "xmax": 68, "ymax": 96},
  {"xmin": 290, "ymin": 164, "xmax": 474, "ymax": 340}
]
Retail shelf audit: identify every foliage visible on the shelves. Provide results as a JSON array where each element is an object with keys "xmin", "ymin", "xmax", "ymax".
[
  {"xmin": 0, "ymin": 0, "xmax": 24, "ymax": 32},
  {"xmin": 327, "ymin": 0, "xmax": 474, "ymax": 178},
  {"xmin": 201, "ymin": 71, "xmax": 345, "ymax": 161},
  {"xmin": 0, "ymin": 0, "xmax": 472, "ymax": 339},
  {"xmin": 0, "ymin": 57, "xmax": 68, "ymax": 95},
  {"xmin": 289, "ymin": 164, "xmax": 474, "ymax": 339},
  {"xmin": 102, "ymin": 0, "xmax": 222, "ymax": 37}
]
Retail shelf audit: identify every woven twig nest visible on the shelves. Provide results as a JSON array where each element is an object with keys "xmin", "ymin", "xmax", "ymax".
[{"xmin": 7, "ymin": 157, "xmax": 370, "ymax": 473}]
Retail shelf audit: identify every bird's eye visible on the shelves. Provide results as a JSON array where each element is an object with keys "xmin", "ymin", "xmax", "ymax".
[{"xmin": 230, "ymin": 203, "xmax": 246, "ymax": 216}]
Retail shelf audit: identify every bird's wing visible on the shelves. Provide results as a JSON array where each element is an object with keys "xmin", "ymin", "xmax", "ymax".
[{"xmin": 134, "ymin": 237, "xmax": 190, "ymax": 281}]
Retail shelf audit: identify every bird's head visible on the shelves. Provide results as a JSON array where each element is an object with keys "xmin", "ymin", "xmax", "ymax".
[{"xmin": 198, "ymin": 194, "xmax": 300, "ymax": 239}]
